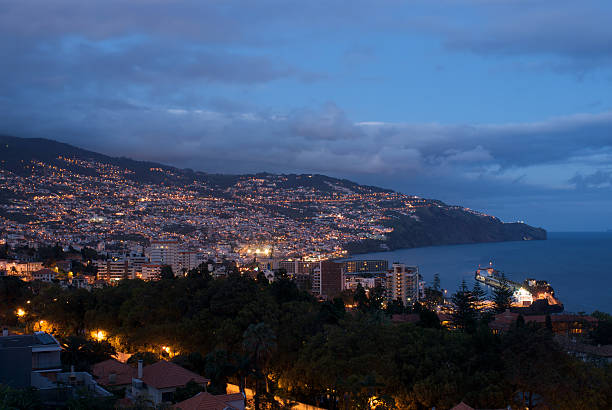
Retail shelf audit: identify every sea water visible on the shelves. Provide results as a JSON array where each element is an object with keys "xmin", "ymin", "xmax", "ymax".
[{"xmin": 345, "ymin": 232, "xmax": 612, "ymax": 313}]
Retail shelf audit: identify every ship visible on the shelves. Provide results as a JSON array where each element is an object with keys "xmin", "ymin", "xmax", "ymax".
[{"xmin": 475, "ymin": 263, "xmax": 563, "ymax": 313}]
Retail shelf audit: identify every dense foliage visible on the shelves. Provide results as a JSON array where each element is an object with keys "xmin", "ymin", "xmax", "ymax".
[{"xmin": 2, "ymin": 274, "xmax": 611, "ymax": 409}]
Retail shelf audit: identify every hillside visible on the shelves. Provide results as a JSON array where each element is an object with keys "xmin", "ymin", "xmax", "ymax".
[{"xmin": 0, "ymin": 135, "xmax": 546, "ymax": 257}]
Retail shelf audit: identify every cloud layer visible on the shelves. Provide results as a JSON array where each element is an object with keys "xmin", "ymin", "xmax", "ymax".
[{"xmin": 1, "ymin": 0, "xmax": 612, "ymax": 230}]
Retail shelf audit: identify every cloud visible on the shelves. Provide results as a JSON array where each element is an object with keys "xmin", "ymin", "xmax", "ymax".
[
  {"xmin": 2, "ymin": 0, "xmax": 612, "ymax": 231},
  {"xmin": 569, "ymin": 170, "xmax": 612, "ymax": 190},
  {"xmin": 289, "ymin": 103, "xmax": 363, "ymax": 141},
  {"xmin": 430, "ymin": 0, "xmax": 612, "ymax": 73}
]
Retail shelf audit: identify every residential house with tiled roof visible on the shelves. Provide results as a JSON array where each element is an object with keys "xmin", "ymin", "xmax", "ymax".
[
  {"xmin": 488, "ymin": 310, "xmax": 598, "ymax": 335},
  {"xmin": 127, "ymin": 360, "xmax": 210, "ymax": 405},
  {"xmin": 92, "ymin": 358, "xmax": 135, "ymax": 392},
  {"xmin": 174, "ymin": 391, "xmax": 245, "ymax": 410},
  {"xmin": 32, "ymin": 268, "xmax": 59, "ymax": 282}
]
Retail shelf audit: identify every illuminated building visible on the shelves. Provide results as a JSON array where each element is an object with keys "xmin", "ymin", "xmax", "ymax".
[
  {"xmin": 344, "ymin": 259, "xmax": 388, "ymax": 274},
  {"xmin": 386, "ymin": 263, "xmax": 423, "ymax": 306},
  {"xmin": 278, "ymin": 260, "xmax": 317, "ymax": 275},
  {"xmin": 148, "ymin": 240, "xmax": 179, "ymax": 274},
  {"xmin": 176, "ymin": 251, "xmax": 198, "ymax": 273},
  {"xmin": 31, "ymin": 268, "xmax": 59, "ymax": 282},
  {"xmin": 314, "ymin": 260, "xmax": 344, "ymax": 299},
  {"xmin": 96, "ymin": 259, "xmax": 130, "ymax": 282},
  {"xmin": 141, "ymin": 264, "xmax": 163, "ymax": 281}
]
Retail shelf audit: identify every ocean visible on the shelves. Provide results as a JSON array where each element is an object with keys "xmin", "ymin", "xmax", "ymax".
[{"xmin": 344, "ymin": 232, "xmax": 612, "ymax": 314}]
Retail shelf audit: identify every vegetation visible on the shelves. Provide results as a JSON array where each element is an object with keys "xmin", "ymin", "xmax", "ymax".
[
  {"xmin": 492, "ymin": 274, "xmax": 514, "ymax": 313},
  {"xmin": 1, "ymin": 273, "xmax": 611, "ymax": 409}
]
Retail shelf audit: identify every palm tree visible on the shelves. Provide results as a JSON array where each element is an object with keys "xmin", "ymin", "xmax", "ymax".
[{"xmin": 242, "ymin": 322, "xmax": 277, "ymax": 410}]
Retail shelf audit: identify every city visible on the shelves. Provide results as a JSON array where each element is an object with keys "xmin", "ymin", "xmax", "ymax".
[{"xmin": 2, "ymin": 0, "xmax": 612, "ymax": 409}]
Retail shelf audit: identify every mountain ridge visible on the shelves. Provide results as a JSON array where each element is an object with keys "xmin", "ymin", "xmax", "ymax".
[{"xmin": 0, "ymin": 135, "xmax": 546, "ymax": 256}]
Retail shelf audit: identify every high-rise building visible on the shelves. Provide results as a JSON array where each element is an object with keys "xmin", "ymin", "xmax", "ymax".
[
  {"xmin": 278, "ymin": 260, "xmax": 317, "ymax": 275},
  {"xmin": 318, "ymin": 260, "xmax": 344, "ymax": 299},
  {"xmin": 176, "ymin": 251, "xmax": 198, "ymax": 274},
  {"xmin": 344, "ymin": 260, "xmax": 388, "ymax": 274},
  {"xmin": 141, "ymin": 264, "xmax": 162, "ymax": 281},
  {"xmin": 127, "ymin": 254, "xmax": 147, "ymax": 278},
  {"xmin": 148, "ymin": 240, "xmax": 179, "ymax": 274},
  {"xmin": 385, "ymin": 263, "xmax": 422, "ymax": 306},
  {"xmin": 96, "ymin": 259, "xmax": 130, "ymax": 283}
]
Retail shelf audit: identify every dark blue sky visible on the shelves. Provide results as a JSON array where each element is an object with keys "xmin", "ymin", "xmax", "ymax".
[{"xmin": 2, "ymin": 1, "xmax": 612, "ymax": 231}]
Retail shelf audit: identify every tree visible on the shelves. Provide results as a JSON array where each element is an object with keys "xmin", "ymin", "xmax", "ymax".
[
  {"xmin": 204, "ymin": 350, "xmax": 236, "ymax": 395},
  {"xmin": 385, "ymin": 298, "xmax": 405, "ymax": 315},
  {"xmin": 354, "ymin": 284, "xmax": 368, "ymax": 312},
  {"xmin": 472, "ymin": 281, "xmax": 486, "ymax": 309},
  {"xmin": 502, "ymin": 324, "xmax": 566, "ymax": 409},
  {"xmin": 450, "ymin": 280, "xmax": 477, "ymax": 332},
  {"xmin": 368, "ymin": 285, "xmax": 386, "ymax": 312},
  {"xmin": 492, "ymin": 275, "xmax": 514, "ymax": 313},
  {"xmin": 127, "ymin": 352, "xmax": 158, "ymax": 366},
  {"xmin": 160, "ymin": 265, "xmax": 174, "ymax": 280},
  {"xmin": 590, "ymin": 311, "xmax": 612, "ymax": 345},
  {"xmin": 242, "ymin": 322, "xmax": 277, "ymax": 410},
  {"xmin": 173, "ymin": 380, "xmax": 204, "ymax": 403},
  {"xmin": 60, "ymin": 336, "xmax": 115, "ymax": 371},
  {"xmin": 0, "ymin": 385, "xmax": 42, "ymax": 410}
]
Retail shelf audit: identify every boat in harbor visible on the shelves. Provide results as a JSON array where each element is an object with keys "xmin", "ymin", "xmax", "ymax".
[{"xmin": 475, "ymin": 263, "xmax": 564, "ymax": 313}]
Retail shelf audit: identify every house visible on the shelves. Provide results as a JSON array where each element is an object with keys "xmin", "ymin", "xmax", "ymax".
[
  {"xmin": 0, "ymin": 330, "xmax": 112, "ymax": 405},
  {"xmin": 0, "ymin": 330, "xmax": 63, "ymax": 388},
  {"xmin": 92, "ymin": 358, "xmax": 136, "ymax": 392},
  {"xmin": 174, "ymin": 391, "xmax": 245, "ymax": 410},
  {"xmin": 127, "ymin": 360, "xmax": 210, "ymax": 405},
  {"xmin": 32, "ymin": 268, "xmax": 59, "ymax": 282},
  {"xmin": 555, "ymin": 335, "xmax": 612, "ymax": 366},
  {"xmin": 488, "ymin": 310, "xmax": 598, "ymax": 335}
]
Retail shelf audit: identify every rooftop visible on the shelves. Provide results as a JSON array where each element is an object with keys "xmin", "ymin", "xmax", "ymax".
[
  {"xmin": 174, "ymin": 392, "xmax": 242, "ymax": 410},
  {"xmin": 0, "ymin": 332, "xmax": 60, "ymax": 349},
  {"xmin": 141, "ymin": 360, "xmax": 209, "ymax": 390}
]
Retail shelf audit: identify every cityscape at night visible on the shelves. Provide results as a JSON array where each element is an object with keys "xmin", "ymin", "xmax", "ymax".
[{"xmin": 1, "ymin": 1, "xmax": 612, "ymax": 409}]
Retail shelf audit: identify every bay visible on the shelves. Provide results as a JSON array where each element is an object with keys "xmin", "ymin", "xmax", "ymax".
[{"xmin": 344, "ymin": 232, "xmax": 612, "ymax": 313}]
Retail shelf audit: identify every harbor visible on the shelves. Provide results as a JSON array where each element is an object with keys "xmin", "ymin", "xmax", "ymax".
[{"xmin": 475, "ymin": 263, "xmax": 564, "ymax": 313}]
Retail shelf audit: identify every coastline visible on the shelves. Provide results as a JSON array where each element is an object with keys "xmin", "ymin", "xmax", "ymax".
[
  {"xmin": 338, "ymin": 232, "xmax": 612, "ymax": 313},
  {"xmin": 343, "ymin": 235, "xmax": 547, "ymax": 258}
]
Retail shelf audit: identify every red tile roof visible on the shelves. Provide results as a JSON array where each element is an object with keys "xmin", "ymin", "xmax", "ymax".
[
  {"xmin": 174, "ymin": 392, "xmax": 240, "ymax": 410},
  {"xmin": 142, "ymin": 360, "xmax": 209, "ymax": 390},
  {"xmin": 489, "ymin": 310, "xmax": 598, "ymax": 332},
  {"xmin": 92, "ymin": 359, "xmax": 135, "ymax": 386},
  {"xmin": 451, "ymin": 403, "xmax": 474, "ymax": 410},
  {"xmin": 218, "ymin": 393, "xmax": 244, "ymax": 402}
]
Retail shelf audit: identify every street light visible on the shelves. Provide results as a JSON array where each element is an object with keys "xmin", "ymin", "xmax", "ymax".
[{"xmin": 16, "ymin": 308, "xmax": 26, "ymax": 317}]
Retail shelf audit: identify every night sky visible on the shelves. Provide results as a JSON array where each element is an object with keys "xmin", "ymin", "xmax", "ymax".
[{"xmin": 2, "ymin": 1, "xmax": 612, "ymax": 231}]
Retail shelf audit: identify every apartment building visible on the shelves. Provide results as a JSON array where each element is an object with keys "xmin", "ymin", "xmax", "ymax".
[
  {"xmin": 386, "ymin": 263, "xmax": 424, "ymax": 306},
  {"xmin": 148, "ymin": 240, "xmax": 179, "ymax": 274}
]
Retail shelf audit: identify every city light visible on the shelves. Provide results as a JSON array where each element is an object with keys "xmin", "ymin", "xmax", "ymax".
[
  {"xmin": 91, "ymin": 330, "xmax": 107, "ymax": 341},
  {"xmin": 16, "ymin": 308, "xmax": 26, "ymax": 317}
]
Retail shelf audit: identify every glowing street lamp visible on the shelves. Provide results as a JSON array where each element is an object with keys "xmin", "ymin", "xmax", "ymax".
[
  {"xmin": 16, "ymin": 308, "xmax": 26, "ymax": 317},
  {"xmin": 91, "ymin": 330, "xmax": 106, "ymax": 341}
]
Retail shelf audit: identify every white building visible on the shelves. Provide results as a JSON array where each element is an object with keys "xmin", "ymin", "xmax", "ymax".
[
  {"xmin": 0, "ymin": 260, "xmax": 44, "ymax": 278},
  {"xmin": 148, "ymin": 240, "xmax": 179, "ymax": 275},
  {"xmin": 513, "ymin": 287, "xmax": 534, "ymax": 307},
  {"xmin": 141, "ymin": 264, "xmax": 162, "ymax": 281},
  {"xmin": 176, "ymin": 251, "xmax": 198, "ymax": 275},
  {"xmin": 386, "ymin": 263, "xmax": 423, "ymax": 306}
]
